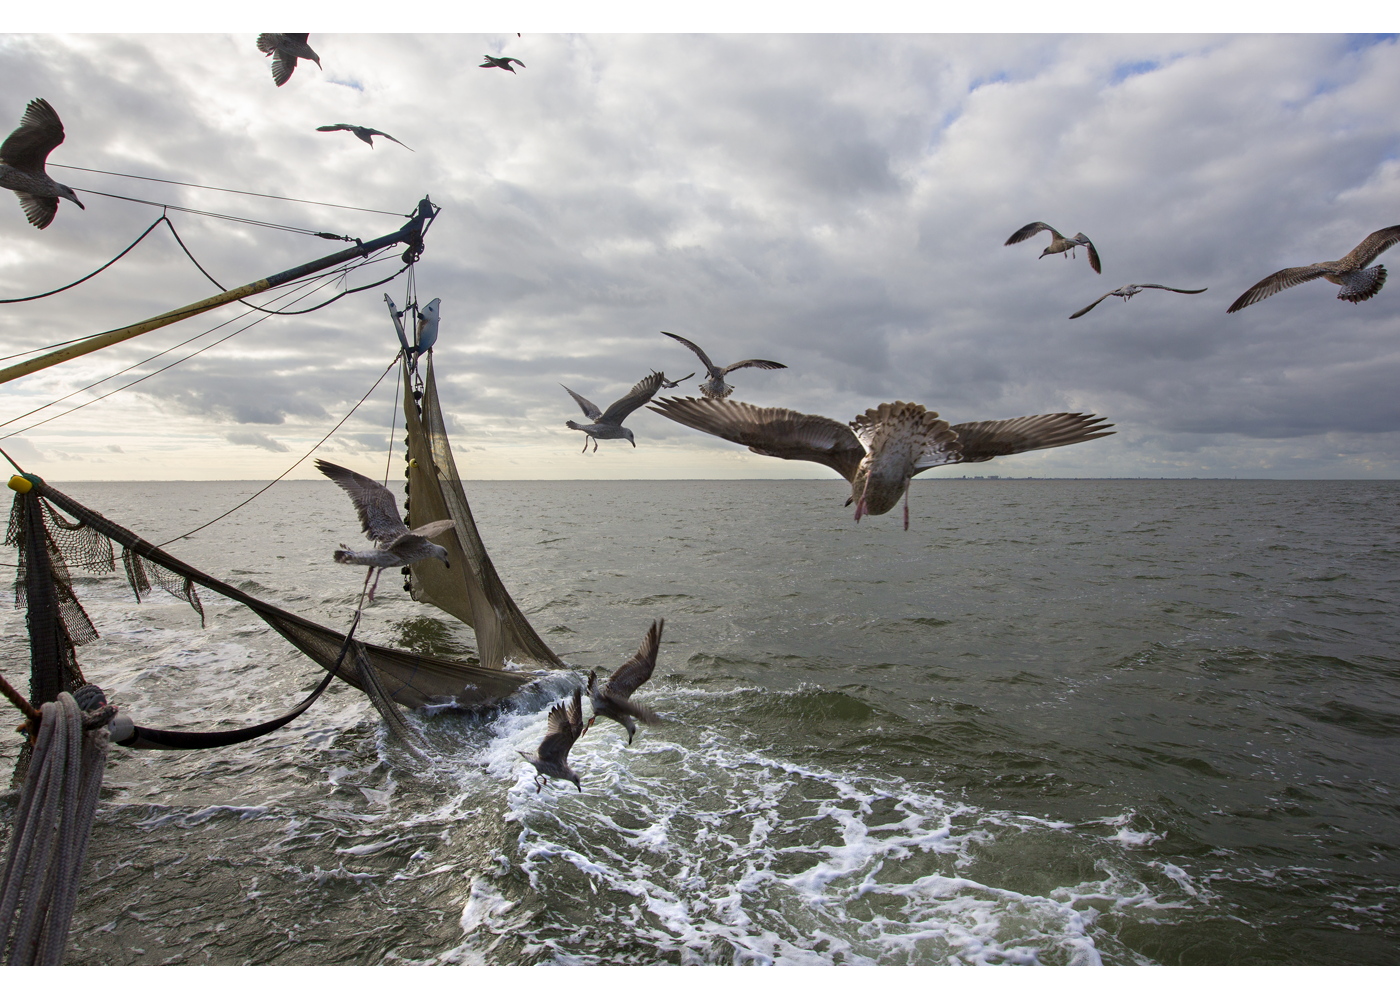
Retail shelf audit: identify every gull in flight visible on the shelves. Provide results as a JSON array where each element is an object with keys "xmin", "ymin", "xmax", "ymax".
[
  {"xmin": 1070, "ymin": 283, "xmax": 1207, "ymax": 319},
  {"xmin": 661, "ymin": 332, "xmax": 787, "ymax": 400},
  {"xmin": 562, "ymin": 371, "xmax": 664, "ymax": 452},
  {"xmin": 316, "ymin": 124, "xmax": 414, "ymax": 151},
  {"xmin": 650, "ymin": 398, "xmax": 1113, "ymax": 530},
  {"xmin": 1227, "ymin": 225, "xmax": 1400, "ymax": 313},
  {"xmin": 316, "ymin": 459, "xmax": 454, "ymax": 600},
  {"xmin": 656, "ymin": 370, "xmax": 695, "ymax": 390},
  {"xmin": 585, "ymin": 619, "xmax": 664, "ymax": 745},
  {"xmin": 1005, "ymin": 222, "xmax": 1102, "ymax": 274},
  {"xmin": 257, "ymin": 34, "xmax": 321, "ymax": 87},
  {"xmin": 481, "ymin": 55, "xmax": 526, "ymax": 73},
  {"xmin": 519, "ymin": 688, "xmax": 585, "ymax": 792},
  {"xmin": 1, "ymin": 99, "xmax": 83, "ymax": 229}
]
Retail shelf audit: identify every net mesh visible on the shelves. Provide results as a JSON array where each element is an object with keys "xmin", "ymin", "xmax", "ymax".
[{"xmin": 404, "ymin": 355, "xmax": 563, "ymax": 669}]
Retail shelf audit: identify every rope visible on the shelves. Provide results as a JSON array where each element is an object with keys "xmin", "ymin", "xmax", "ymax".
[
  {"xmin": 158, "ymin": 351, "xmax": 402, "ymax": 546},
  {"xmin": 0, "ymin": 268, "xmax": 342, "ymax": 433},
  {"xmin": 0, "ymin": 691, "xmax": 109, "ymax": 965},
  {"xmin": 69, "ymin": 187, "xmax": 355, "ymax": 241},
  {"xmin": 50, "ymin": 163, "xmax": 408, "ymax": 217},
  {"xmin": 0, "ymin": 270, "xmax": 347, "ymax": 440},
  {"xmin": 0, "ymin": 214, "xmax": 168, "ymax": 304}
]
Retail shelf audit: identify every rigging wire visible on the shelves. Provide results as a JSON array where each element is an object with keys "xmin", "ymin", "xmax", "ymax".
[
  {"xmin": 0, "ymin": 268, "xmax": 343, "ymax": 432},
  {"xmin": 69, "ymin": 186, "xmax": 356, "ymax": 241},
  {"xmin": 49, "ymin": 163, "xmax": 408, "ymax": 218},
  {"xmin": 0, "ymin": 271, "xmax": 346, "ymax": 441},
  {"xmin": 158, "ymin": 352, "xmax": 403, "ymax": 547},
  {"xmin": 0, "ymin": 213, "xmax": 169, "ymax": 305}
]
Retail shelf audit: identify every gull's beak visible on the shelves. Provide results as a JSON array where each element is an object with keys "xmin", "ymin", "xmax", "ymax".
[{"xmin": 844, "ymin": 497, "xmax": 853, "ymax": 507}]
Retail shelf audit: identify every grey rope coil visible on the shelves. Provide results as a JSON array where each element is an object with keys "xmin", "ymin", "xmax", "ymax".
[{"xmin": 0, "ymin": 691, "xmax": 109, "ymax": 965}]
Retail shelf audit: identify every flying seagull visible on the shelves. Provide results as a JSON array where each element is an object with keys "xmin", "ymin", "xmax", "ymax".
[
  {"xmin": 519, "ymin": 688, "xmax": 585, "ymax": 793},
  {"xmin": 315, "ymin": 459, "xmax": 455, "ymax": 600},
  {"xmin": 0, "ymin": 99, "xmax": 83, "ymax": 229},
  {"xmin": 1226, "ymin": 225, "xmax": 1400, "ymax": 314},
  {"xmin": 481, "ymin": 55, "xmax": 526, "ymax": 73},
  {"xmin": 257, "ymin": 34, "xmax": 321, "ymax": 87},
  {"xmin": 1070, "ymin": 283, "xmax": 1208, "ymax": 319},
  {"xmin": 655, "ymin": 370, "xmax": 695, "ymax": 390},
  {"xmin": 649, "ymin": 398, "xmax": 1113, "ymax": 530},
  {"xmin": 1005, "ymin": 222, "xmax": 1102, "ymax": 274},
  {"xmin": 660, "ymin": 332, "xmax": 787, "ymax": 400},
  {"xmin": 316, "ymin": 124, "xmax": 414, "ymax": 151},
  {"xmin": 585, "ymin": 619, "xmax": 664, "ymax": 745},
  {"xmin": 562, "ymin": 371, "xmax": 665, "ymax": 453}
]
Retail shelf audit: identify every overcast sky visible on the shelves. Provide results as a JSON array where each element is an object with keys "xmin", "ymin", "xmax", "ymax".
[{"xmin": 1, "ymin": 31, "xmax": 1398, "ymax": 480}]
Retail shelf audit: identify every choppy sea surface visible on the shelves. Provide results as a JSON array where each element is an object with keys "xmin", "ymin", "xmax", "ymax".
[{"xmin": 2, "ymin": 477, "xmax": 1398, "ymax": 965}]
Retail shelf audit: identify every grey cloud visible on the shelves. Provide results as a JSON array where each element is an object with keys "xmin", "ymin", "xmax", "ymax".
[{"xmin": 226, "ymin": 430, "xmax": 289, "ymax": 452}]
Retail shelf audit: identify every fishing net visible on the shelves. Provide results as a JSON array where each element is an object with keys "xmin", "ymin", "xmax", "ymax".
[{"xmin": 403, "ymin": 354, "xmax": 563, "ymax": 669}]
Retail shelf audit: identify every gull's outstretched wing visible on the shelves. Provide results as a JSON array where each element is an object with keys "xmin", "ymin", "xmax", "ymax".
[
  {"xmin": 562, "ymin": 385, "xmax": 603, "ymax": 421},
  {"xmin": 1340, "ymin": 225, "xmax": 1400, "ymax": 270},
  {"xmin": 924, "ymin": 413, "xmax": 1115, "ymax": 469},
  {"xmin": 1069, "ymin": 292, "xmax": 1115, "ymax": 319},
  {"xmin": 1227, "ymin": 267, "xmax": 1331, "ymax": 313},
  {"xmin": 537, "ymin": 688, "xmax": 584, "ymax": 765},
  {"xmin": 649, "ymin": 397, "xmax": 865, "ymax": 481},
  {"xmin": 373, "ymin": 130, "xmax": 414, "ymax": 151},
  {"xmin": 315, "ymin": 459, "xmax": 407, "ymax": 543},
  {"xmin": 720, "ymin": 358, "xmax": 788, "ymax": 376},
  {"xmin": 1, "ymin": 98, "xmax": 66, "ymax": 173},
  {"xmin": 1076, "ymin": 234, "xmax": 1102, "ymax": 274},
  {"xmin": 604, "ymin": 619, "xmax": 663, "ymax": 702},
  {"xmin": 661, "ymin": 332, "xmax": 719, "ymax": 375},
  {"xmin": 1137, "ymin": 284, "xmax": 1208, "ymax": 294},
  {"xmin": 1005, "ymin": 222, "xmax": 1057, "ymax": 246},
  {"xmin": 316, "ymin": 124, "xmax": 354, "ymax": 133},
  {"xmin": 16, "ymin": 191, "xmax": 58, "ymax": 230},
  {"xmin": 600, "ymin": 371, "xmax": 665, "ymax": 425},
  {"xmin": 407, "ymin": 519, "xmax": 455, "ymax": 539}
]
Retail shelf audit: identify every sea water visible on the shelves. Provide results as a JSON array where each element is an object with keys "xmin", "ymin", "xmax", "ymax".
[{"xmin": 1, "ymin": 478, "xmax": 1397, "ymax": 964}]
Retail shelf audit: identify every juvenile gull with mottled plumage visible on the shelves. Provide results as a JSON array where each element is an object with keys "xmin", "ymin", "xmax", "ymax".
[
  {"xmin": 1227, "ymin": 225, "xmax": 1400, "ymax": 313},
  {"xmin": 519, "ymin": 688, "xmax": 585, "ymax": 792},
  {"xmin": 1070, "ymin": 283, "xmax": 1207, "ymax": 319},
  {"xmin": 0, "ymin": 99, "xmax": 84, "ymax": 229},
  {"xmin": 586, "ymin": 619, "xmax": 664, "ymax": 745},
  {"xmin": 316, "ymin": 459, "xmax": 454, "ymax": 600},
  {"xmin": 1005, "ymin": 222, "xmax": 1101, "ymax": 274},
  {"xmin": 661, "ymin": 332, "xmax": 786, "ymax": 400},
  {"xmin": 649, "ymin": 398, "xmax": 1113, "ymax": 530}
]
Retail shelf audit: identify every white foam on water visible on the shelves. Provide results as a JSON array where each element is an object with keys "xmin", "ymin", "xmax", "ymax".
[{"xmin": 429, "ymin": 698, "xmax": 1207, "ymax": 965}]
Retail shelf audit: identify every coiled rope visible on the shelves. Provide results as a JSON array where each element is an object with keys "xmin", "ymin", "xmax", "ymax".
[{"xmin": 0, "ymin": 691, "xmax": 109, "ymax": 965}]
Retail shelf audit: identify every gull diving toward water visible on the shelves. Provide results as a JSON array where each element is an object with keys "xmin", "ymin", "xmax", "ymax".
[
  {"xmin": 1070, "ymin": 284, "xmax": 1207, "ymax": 319},
  {"xmin": 1, "ymin": 99, "xmax": 83, "ymax": 229},
  {"xmin": 649, "ymin": 398, "xmax": 1113, "ymax": 530},
  {"xmin": 1005, "ymin": 222, "xmax": 1102, "ymax": 274},
  {"xmin": 519, "ymin": 688, "xmax": 585, "ymax": 793},
  {"xmin": 481, "ymin": 55, "xmax": 526, "ymax": 73},
  {"xmin": 316, "ymin": 124, "xmax": 414, "ymax": 151},
  {"xmin": 315, "ymin": 459, "xmax": 454, "ymax": 600},
  {"xmin": 1226, "ymin": 225, "xmax": 1400, "ymax": 313},
  {"xmin": 585, "ymin": 619, "xmax": 664, "ymax": 745},
  {"xmin": 661, "ymin": 332, "xmax": 787, "ymax": 400},
  {"xmin": 562, "ymin": 371, "xmax": 665, "ymax": 453},
  {"xmin": 257, "ymin": 34, "xmax": 321, "ymax": 87}
]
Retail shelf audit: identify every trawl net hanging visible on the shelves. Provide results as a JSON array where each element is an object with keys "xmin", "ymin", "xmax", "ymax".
[
  {"xmin": 9, "ymin": 478, "xmax": 531, "ymax": 713},
  {"xmin": 401, "ymin": 354, "xmax": 563, "ymax": 670}
]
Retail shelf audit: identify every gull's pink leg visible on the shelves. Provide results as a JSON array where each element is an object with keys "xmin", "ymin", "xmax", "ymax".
[
  {"xmin": 854, "ymin": 481, "xmax": 869, "ymax": 523},
  {"xmin": 581, "ymin": 437, "xmax": 588, "ymax": 454},
  {"xmin": 903, "ymin": 480, "xmax": 911, "ymax": 531},
  {"xmin": 367, "ymin": 566, "xmax": 386, "ymax": 602}
]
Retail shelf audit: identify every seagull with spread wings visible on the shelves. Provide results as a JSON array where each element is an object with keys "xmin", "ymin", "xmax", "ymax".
[
  {"xmin": 1070, "ymin": 283, "xmax": 1207, "ymax": 319},
  {"xmin": 257, "ymin": 34, "xmax": 321, "ymax": 87},
  {"xmin": 661, "ymin": 332, "xmax": 787, "ymax": 400},
  {"xmin": 481, "ymin": 55, "xmax": 526, "ymax": 73},
  {"xmin": 1, "ymin": 99, "xmax": 83, "ymax": 230},
  {"xmin": 585, "ymin": 620, "xmax": 664, "ymax": 745},
  {"xmin": 519, "ymin": 688, "xmax": 585, "ymax": 793},
  {"xmin": 1005, "ymin": 222, "xmax": 1102, "ymax": 274},
  {"xmin": 316, "ymin": 124, "xmax": 414, "ymax": 150},
  {"xmin": 649, "ymin": 398, "xmax": 1113, "ymax": 530},
  {"xmin": 562, "ymin": 371, "xmax": 665, "ymax": 453},
  {"xmin": 1227, "ymin": 225, "xmax": 1400, "ymax": 313},
  {"xmin": 316, "ymin": 459, "xmax": 455, "ymax": 600}
]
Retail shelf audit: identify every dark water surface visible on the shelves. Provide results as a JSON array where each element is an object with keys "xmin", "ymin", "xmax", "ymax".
[{"xmin": 2, "ymin": 478, "xmax": 1398, "ymax": 964}]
